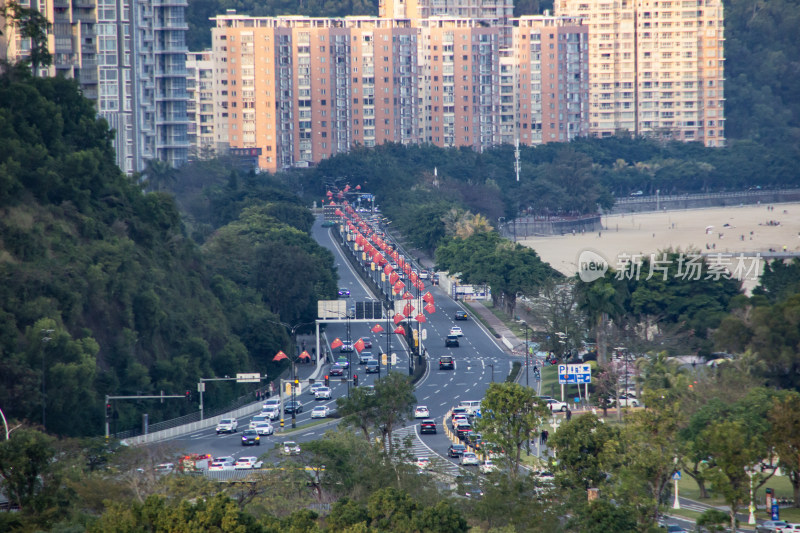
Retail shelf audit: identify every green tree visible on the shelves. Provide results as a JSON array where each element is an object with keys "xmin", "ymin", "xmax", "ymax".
[
  {"xmin": 768, "ymin": 391, "xmax": 800, "ymax": 507},
  {"xmin": 549, "ymin": 413, "xmax": 620, "ymax": 490},
  {"xmin": 0, "ymin": 428, "xmax": 72, "ymax": 523},
  {"xmin": 141, "ymin": 158, "xmax": 177, "ymax": 192},
  {"xmin": 703, "ymin": 420, "xmax": 763, "ymax": 532},
  {"xmin": 566, "ymin": 499, "xmax": 638, "ymax": 533},
  {"xmin": 475, "ymin": 382, "xmax": 549, "ymax": 479},
  {"xmin": 335, "ymin": 373, "xmax": 415, "ymax": 454},
  {"xmin": 1, "ymin": 1, "xmax": 52, "ymax": 74}
]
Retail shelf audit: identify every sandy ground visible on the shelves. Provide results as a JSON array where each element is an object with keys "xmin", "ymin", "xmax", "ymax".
[{"xmin": 520, "ymin": 203, "xmax": 800, "ymax": 292}]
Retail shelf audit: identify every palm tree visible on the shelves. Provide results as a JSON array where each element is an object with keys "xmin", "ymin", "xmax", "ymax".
[
  {"xmin": 142, "ymin": 159, "xmax": 177, "ymax": 192},
  {"xmin": 577, "ymin": 275, "xmax": 625, "ymax": 364}
]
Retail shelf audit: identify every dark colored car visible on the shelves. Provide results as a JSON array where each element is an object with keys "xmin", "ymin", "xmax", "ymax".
[
  {"xmin": 338, "ymin": 288, "xmax": 350, "ymax": 297},
  {"xmin": 445, "ymin": 335, "xmax": 460, "ymax": 347},
  {"xmin": 284, "ymin": 401, "xmax": 303, "ymax": 414},
  {"xmin": 330, "ymin": 364, "xmax": 345, "ymax": 376},
  {"xmin": 362, "ymin": 337, "xmax": 373, "ymax": 349},
  {"xmin": 454, "ymin": 310, "xmax": 468, "ymax": 320},
  {"xmin": 420, "ymin": 420, "xmax": 437, "ymax": 434},
  {"xmin": 467, "ymin": 432, "xmax": 483, "ymax": 450},
  {"xmin": 321, "ymin": 220, "xmax": 336, "ymax": 228},
  {"xmin": 448, "ymin": 444, "xmax": 467, "ymax": 457},
  {"xmin": 365, "ymin": 360, "xmax": 380, "ymax": 373},
  {"xmin": 439, "ymin": 356, "xmax": 455, "ymax": 370},
  {"xmin": 456, "ymin": 425, "xmax": 473, "ymax": 441},
  {"xmin": 241, "ymin": 429, "xmax": 260, "ymax": 446}
]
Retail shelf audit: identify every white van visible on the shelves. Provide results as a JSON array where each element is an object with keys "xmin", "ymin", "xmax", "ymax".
[{"xmin": 458, "ymin": 400, "xmax": 482, "ymax": 415}]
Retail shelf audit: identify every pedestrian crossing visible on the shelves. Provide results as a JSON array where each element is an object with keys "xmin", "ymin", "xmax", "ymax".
[{"xmin": 393, "ymin": 425, "xmax": 461, "ymax": 477}]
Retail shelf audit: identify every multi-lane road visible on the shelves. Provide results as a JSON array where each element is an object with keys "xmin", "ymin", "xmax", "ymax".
[{"xmin": 166, "ymin": 215, "xmax": 519, "ymax": 469}]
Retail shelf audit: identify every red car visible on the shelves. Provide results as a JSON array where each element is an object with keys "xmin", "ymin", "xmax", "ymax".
[{"xmin": 330, "ymin": 364, "xmax": 345, "ymax": 377}]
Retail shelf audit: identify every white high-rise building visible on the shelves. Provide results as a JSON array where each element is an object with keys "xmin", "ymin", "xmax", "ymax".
[
  {"xmin": 1, "ymin": 0, "xmax": 190, "ymax": 172},
  {"xmin": 554, "ymin": 0, "xmax": 725, "ymax": 146}
]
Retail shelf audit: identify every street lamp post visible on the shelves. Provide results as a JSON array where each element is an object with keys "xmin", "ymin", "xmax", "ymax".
[
  {"xmin": 269, "ymin": 320, "xmax": 315, "ymax": 429},
  {"xmin": 673, "ymin": 458, "xmax": 681, "ymax": 510},
  {"xmin": 523, "ymin": 321, "xmax": 529, "ymax": 387},
  {"xmin": 747, "ymin": 465, "xmax": 757, "ymax": 524}
]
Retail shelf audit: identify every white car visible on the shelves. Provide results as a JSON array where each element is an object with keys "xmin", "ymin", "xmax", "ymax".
[
  {"xmin": 262, "ymin": 398, "xmax": 281, "ymax": 410},
  {"xmin": 308, "ymin": 382, "xmax": 324, "ymax": 396},
  {"xmin": 479, "ymin": 460, "xmax": 497, "ymax": 474},
  {"xmin": 449, "ymin": 326, "xmax": 463, "ymax": 337},
  {"xmin": 314, "ymin": 387, "xmax": 332, "ymax": 400},
  {"xmin": 414, "ymin": 406, "xmax": 430, "ymax": 418},
  {"xmin": 780, "ymin": 524, "xmax": 800, "ymax": 532},
  {"xmin": 253, "ymin": 421, "xmax": 274, "ymax": 436},
  {"xmin": 460, "ymin": 452, "xmax": 479, "ymax": 466},
  {"xmin": 546, "ymin": 399, "xmax": 568, "ymax": 412},
  {"xmin": 613, "ymin": 394, "xmax": 640, "ymax": 408},
  {"xmin": 234, "ymin": 457, "xmax": 263, "ymax": 470},
  {"xmin": 282, "ymin": 441, "xmax": 301, "ymax": 455},
  {"xmin": 208, "ymin": 456, "xmax": 236, "ymax": 471},
  {"xmin": 415, "ymin": 457, "xmax": 431, "ymax": 470},
  {"xmin": 311, "ymin": 405, "xmax": 331, "ymax": 418},
  {"xmin": 216, "ymin": 418, "xmax": 238, "ymax": 434},
  {"xmin": 261, "ymin": 406, "xmax": 280, "ymax": 421},
  {"xmin": 154, "ymin": 463, "xmax": 175, "ymax": 474},
  {"xmin": 249, "ymin": 414, "xmax": 271, "ymax": 429}
]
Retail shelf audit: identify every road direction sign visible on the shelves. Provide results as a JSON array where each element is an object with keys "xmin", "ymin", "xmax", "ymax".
[
  {"xmin": 236, "ymin": 373, "xmax": 261, "ymax": 383},
  {"xmin": 558, "ymin": 364, "xmax": 592, "ymax": 385}
]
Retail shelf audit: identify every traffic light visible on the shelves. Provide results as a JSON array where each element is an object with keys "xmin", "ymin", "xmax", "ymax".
[
  {"xmin": 185, "ymin": 390, "xmax": 191, "ymax": 402},
  {"xmin": 105, "ymin": 403, "xmax": 112, "ymax": 418},
  {"xmin": 353, "ymin": 374, "xmax": 359, "ymax": 386},
  {"xmin": 324, "ymin": 375, "xmax": 329, "ymax": 386}
]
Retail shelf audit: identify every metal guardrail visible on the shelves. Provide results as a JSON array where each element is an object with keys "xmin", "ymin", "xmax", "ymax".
[
  {"xmin": 614, "ymin": 188, "xmax": 800, "ymax": 205},
  {"xmin": 113, "ymin": 390, "xmax": 268, "ymax": 440}
]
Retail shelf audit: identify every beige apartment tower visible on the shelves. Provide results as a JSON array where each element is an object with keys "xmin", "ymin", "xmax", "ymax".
[
  {"xmin": 554, "ymin": 0, "xmax": 725, "ymax": 146},
  {"xmin": 211, "ymin": 14, "xmax": 421, "ymax": 172},
  {"xmin": 512, "ymin": 16, "xmax": 590, "ymax": 145},
  {"xmin": 419, "ymin": 17, "xmax": 501, "ymax": 149}
]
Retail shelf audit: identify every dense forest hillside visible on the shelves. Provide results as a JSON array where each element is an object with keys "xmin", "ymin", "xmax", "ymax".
[{"xmin": 0, "ymin": 67, "xmax": 337, "ymax": 436}]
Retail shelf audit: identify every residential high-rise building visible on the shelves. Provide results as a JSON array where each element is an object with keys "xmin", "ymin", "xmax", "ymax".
[
  {"xmin": 513, "ymin": 15, "xmax": 589, "ymax": 146},
  {"xmin": 211, "ymin": 14, "xmax": 421, "ymax": 171},
  {"xmin": 2, "ymin": 0, "xmax": 189, "ymax": 172},
  {"xmin": 418, "ymin": 16, "xmax": 501, "ymax": 149},
  {"xmin": 1, "ymin": 0, "xmax": 98, "ymax": 97},
  {"xmin": 554, "ymin": 0, "xmax": 725, "ymax": 146},
  {"xmin": 186, "ymin": 50, "xmax": 214, "ymax": 157},
  {"xmin": 380, "ymin": 0, "xmax": 514, "ymax": 45}
]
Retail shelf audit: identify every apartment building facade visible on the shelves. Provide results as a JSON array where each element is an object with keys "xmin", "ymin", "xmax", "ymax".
[
  {"xmin": 513, "ymin": 15, "xmax": 590, "ymax": 146},
  {"xmin": 419, "ymin": 16, "xmax": 500, "ymax": 149},
  {"xmin": 2, "ymin": 0, "xmax": 190, "ymax": 172},
  {"xmin": 211, "ymin": 14, "xmax": 422, "ymax": 171},
  {"xmin": 186, "ymin": 50, "xmax": 214, "ymax": 157},
  {"xmin": 554, "ymin": 0, "xmax": 725, "ymax": 146}
]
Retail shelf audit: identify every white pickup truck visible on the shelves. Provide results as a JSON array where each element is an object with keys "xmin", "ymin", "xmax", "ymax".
[{"xmin": 216, "ymin": 418, "xmax": 238, "ymax": 434}]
